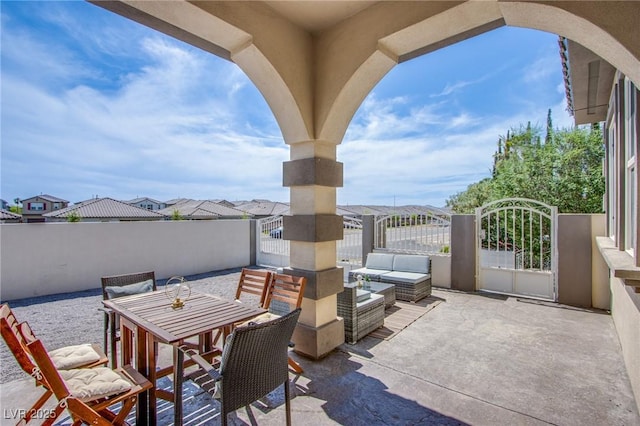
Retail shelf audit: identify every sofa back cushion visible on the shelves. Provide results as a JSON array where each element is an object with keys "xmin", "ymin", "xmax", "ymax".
[
  {"xmin": 392, "ymin": 255, "xmax": 430, "ymax": 274},
  {"xmin": 365, "ymin": 253, "xmax": 395, "ymax": 270}
]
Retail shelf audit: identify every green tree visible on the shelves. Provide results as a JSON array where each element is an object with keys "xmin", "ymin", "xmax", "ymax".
[
  {"xmin": 66, "ymin": 211, "xmax": 81, "ymax": 222},
  {"xmin": 446, "ymin": 115, "xmax": 605, "ymax": 214},
  {"xmin": 11, "ymin": 198, "xmax": 22, "ymax": 214},
  {"xmin": 446, "ymin": 178, "xmax": 494, "ymax": 214},
  {"xmin": 171, "ymin": 209, "xmax": 183, "ymax": 220},
  {"xmin": 545, "ymin": 108, "xmax": 554, "ymax": 145}
]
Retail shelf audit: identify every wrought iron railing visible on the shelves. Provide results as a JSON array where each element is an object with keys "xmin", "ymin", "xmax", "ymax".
[{"xmin": 374, "ymin": 210, "xmax": 451, "ymax": 254}]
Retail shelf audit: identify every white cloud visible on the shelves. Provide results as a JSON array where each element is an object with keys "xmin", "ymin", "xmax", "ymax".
[
  {"xmin": 430, "ymin": 79, "xmax": 475, "ymax": 98},
  {"xmin": 1, "ymin": 3, "xmax": 586, "ymax": 208},
  {"xmin": 522, "ymin": 54, "xmax": 558, "ymax": 84},
  {"xmin": 1, "ymin": 14, "xmax": 286, "ymax": 204}
]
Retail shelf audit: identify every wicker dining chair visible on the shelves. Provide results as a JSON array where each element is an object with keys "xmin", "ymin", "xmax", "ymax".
[
  {"xmin": 101, "ymin": 271, "xmax": 156, "ymax": 367},
  {"xmin": 180, "ymin": 308, "xmax": 301, "ymax": 426}
]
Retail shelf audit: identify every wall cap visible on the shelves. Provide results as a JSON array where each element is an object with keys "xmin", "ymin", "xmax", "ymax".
[{"xmin": 596, "ymin": 236, "xmax": 640, "ymax": 293}]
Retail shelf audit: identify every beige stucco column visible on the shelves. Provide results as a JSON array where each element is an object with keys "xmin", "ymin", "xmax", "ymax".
[{"xmin": 282, "ymin": 140, "xmax": 345, "ymax": 358}]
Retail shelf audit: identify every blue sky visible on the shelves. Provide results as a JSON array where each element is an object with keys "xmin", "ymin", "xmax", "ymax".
[{"xmin": 1, "ymin": 1, "xmax": 574, "ymax": 208}]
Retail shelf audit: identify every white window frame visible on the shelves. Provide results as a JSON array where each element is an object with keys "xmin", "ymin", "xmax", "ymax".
[
  {"xmin": 30, "ymin": 202, "xmax": 44, "ymax": 211},
  {"xmin": 608, "ymin": 115, "xmax": 617, "ymax": 241},
  {"xmin": 624, "ymin": 78, "xmax": 637, "ymax": 255}
]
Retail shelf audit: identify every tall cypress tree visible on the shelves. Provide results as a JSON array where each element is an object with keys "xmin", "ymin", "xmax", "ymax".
[{"xmin": 545, "ymin": 108, "xmax": 554, "ymax": 144}]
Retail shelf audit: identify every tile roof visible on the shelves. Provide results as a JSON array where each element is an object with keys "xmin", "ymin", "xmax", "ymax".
[
  {"xmin": 159, "ymin": 200, "xmax": 249, "ymax": 218},
  {"xmin": 43, "ymin": 198, "xmax": 164, "ymax": 219},
  {"xmin": 0, "ymin": 209, "xmax": 22, "ymax": 220},
  {"xmin": 164, "ymin": 198, "xmax": 191, "ymax": 206},
  {"xmin": 234, "ymin": 200, "xmax": 290, "ymax": 216},
  {"xmin": 126, "ymin": 197, "xmax": 162, "ymax": 204}
]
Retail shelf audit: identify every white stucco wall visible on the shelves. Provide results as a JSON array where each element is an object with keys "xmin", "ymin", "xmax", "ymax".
[
  {"xmin": 591, "ymin": 214, "xmax": 610, "ymax": 310},
  {"xmin": 430, "ymin": 254, "xmax": 451, "ymax": 288},
  {"xmin": 0, "ymin": 220, "xmax": 251, "ymax": 301},
  {"xmin": 611, "ymin": 277, "xmax": 640, "ymax": 411}
]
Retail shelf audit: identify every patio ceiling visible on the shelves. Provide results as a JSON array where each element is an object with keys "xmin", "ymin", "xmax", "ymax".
[
  {"xmin": 562, "ymin": 39, "xmax": 616, "ymax": 125},
  {"xmin": 262, "ymin": 1, "xmax": 378, "ymax": 33}
]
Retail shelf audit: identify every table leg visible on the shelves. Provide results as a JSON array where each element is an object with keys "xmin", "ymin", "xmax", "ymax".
[
  {"xmin": 173, "ymin": 345, "xmax": 185, "ymax": 426},
  {"xmin": 148, "ymin": 333, "xmax": 157, "ymax": 425},
  {"xmin": 120, "ymin": 318, "xmax": 134, "ymax": 367},
  {"xmin": 135, "ymin": 326, "xmax": 150, "ymax": 425}
]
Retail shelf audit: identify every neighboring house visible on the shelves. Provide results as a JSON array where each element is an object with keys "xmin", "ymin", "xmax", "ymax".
[
  {"xmin": 126, "ymin": 197, "xmax": 166, "ymax": 211},
  {"xmin": 159, "ymin": 199, "xmax": 250, "ymax": 220},
  {"xmin": 0, "ymin": 199, "xmax": 8, "ymax": 210},
  {"xmin": 233, "ymin": 199, "xmax": 290, "ymax": 218},
  {"xmin": 43, "ymin": 197, "xmax": 164, "ymax": 222},
  {"xmin": 562, "ymin": 37, "xmax": 640, "ymax": 409},
  {"xmin": 164, "ymin": 198, "xmax": 191, "ymax": 208},
  {"xmin": 211, "ymin": 199, "xmax": 236, "ymax": 208},
  {"xmin": 21, "ymin": 194, "xmax": 69, "ymax": 223},
  {"xmin": 0, "ymin": 209, "xmax": 22, "ymax": 223}
]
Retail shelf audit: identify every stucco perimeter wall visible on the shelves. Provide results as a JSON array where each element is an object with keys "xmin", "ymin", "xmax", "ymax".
[
  {"xmin": 558, "ymin": 215, "xmax": 593, "ymax": 307},
  {"xmin": 611, "ymin": 278, "xmax": 640, "ymax": 412},
  {"xmin": 0, "ymin": 220, "xmax": 251, "ymax": 301},
  {"xmin": 591, "ymin": 214, "xmax": 610, "ymax": 310},
  {"xmin": 430, "ymin": 254, "xmax": 451, "ymax": 288},
  {"xmin": 450, "ymin": 215, "xmax": 475, "ymax": 292}
]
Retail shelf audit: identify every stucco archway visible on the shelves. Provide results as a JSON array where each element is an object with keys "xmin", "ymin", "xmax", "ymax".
[
  {"xmin": 318, "ymin": 1, "xmax": 640, "ymax": 144},
  {"xmin": 95, "ymin": 0, "xmax": 639, "ymax": 359}
]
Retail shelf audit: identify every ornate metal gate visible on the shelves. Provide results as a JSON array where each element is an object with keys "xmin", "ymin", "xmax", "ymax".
[{"xmin": 476, "ymin": 198, "xmax": 557, "ymax": 300}]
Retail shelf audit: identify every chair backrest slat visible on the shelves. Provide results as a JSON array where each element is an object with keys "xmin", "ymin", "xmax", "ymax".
[
  {"xmin": 263, "ymin": 274, "xmax": 306, "ymax": 314},
  {"xmin": 0, "ymin": 304, "xmax": 39, "ymax": 378},
  {"xmin": 235, "ymin": 269, "xmax": 272, "ymax": 306},
  {"xmin": 26, "ymin": 338, "xmax": 71, "ymax": 400}
]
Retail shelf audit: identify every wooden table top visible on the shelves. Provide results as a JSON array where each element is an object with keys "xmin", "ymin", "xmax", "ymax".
[{"xmin": 103, "ymin": 290, "xmax": 265, "ymax": 344}]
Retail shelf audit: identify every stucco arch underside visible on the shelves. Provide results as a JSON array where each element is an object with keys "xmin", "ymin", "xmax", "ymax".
[{"xmin": 230, "ymin": 1, "xmax": 640, "ymax": 146}]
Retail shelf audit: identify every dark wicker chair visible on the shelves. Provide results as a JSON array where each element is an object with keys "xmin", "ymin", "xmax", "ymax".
[
  {"xmin": 180, "ymin": 308, "xmax": 301, "ymax": 426},
  {"xmin": 101, "ymin": 271, "xmax": 156, "ymax": 367}
]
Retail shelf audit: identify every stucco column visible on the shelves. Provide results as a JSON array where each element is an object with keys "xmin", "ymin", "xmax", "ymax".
[{"xmin": 282, "ymin": 140, "xmax": 345, "ymax": 359}]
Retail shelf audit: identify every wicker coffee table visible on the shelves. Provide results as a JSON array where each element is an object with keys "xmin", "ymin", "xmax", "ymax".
[
  {"xmin": 361, "ymin": 281, "xmax": 396, "ymax": 308},
  {"xmin": 338, "ymin": 283, "xmax": 385, "ymax": 344}
]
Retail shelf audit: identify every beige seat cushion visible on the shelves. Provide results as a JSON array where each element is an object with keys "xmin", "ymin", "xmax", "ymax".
[
  {"xmin": 237, "ymin": 312, "xmax": 280, "ymax": 328},
  {"xmin": 60, "ymin": 367, "xmax": 132, "ymax": 401},
  {"xmin": 104, "ymin": 279, "xmax": 154, "ymax": 299},
  {"xmin": 49, "ymin": 344, "xmax": 102, "ymax": 370}
]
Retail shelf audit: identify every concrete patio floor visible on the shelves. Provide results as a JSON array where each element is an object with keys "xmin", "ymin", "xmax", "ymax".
[{"xmin": 1, "ymin": 269, "xmax": 638, "ymax": 425}]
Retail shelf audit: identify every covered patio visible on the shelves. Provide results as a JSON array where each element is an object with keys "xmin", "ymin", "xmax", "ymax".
[{"xmin": 1, "ymin": 268, "xmax": 637, "ymax": 425}]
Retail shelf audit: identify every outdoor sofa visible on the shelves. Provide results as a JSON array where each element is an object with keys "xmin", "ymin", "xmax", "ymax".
[{"xmin": 349, "ymin": 253, "xmax": 432, "ymax": 302}]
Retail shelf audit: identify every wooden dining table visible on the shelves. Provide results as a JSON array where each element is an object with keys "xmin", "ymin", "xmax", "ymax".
[{"xmin": 103, "ymin": 289, "xmax": 265, "ymax": 426}]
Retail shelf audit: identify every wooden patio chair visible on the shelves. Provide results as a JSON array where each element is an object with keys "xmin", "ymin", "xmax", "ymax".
[
  {"xmin": 179, "ymin": 309, "xmax": 301, "ymax": 426},
  {"xmin": 27, "ymin": 335, "xmax": 152, "ymax": 426},
  {"xmin": 0, "ymin": 304, "xmax": 108, "ymax": 425},
  {"xmin": 260, "ymin": 273, "xmax": 307, "ymax": 374},
  {"xmin": 101, "ymin": 271, "xmax": 156, "ymax": 367},
  {"xmin": 220, "ymin": 270, "xmax": 306, "ymax": 374},
  {"xmin": 212, "ymin": 268, "xmax": 272, "ymax": 345},
  {"xmin": 235, "ymin": 268, "xmax": 273, "ymax": 305}
]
